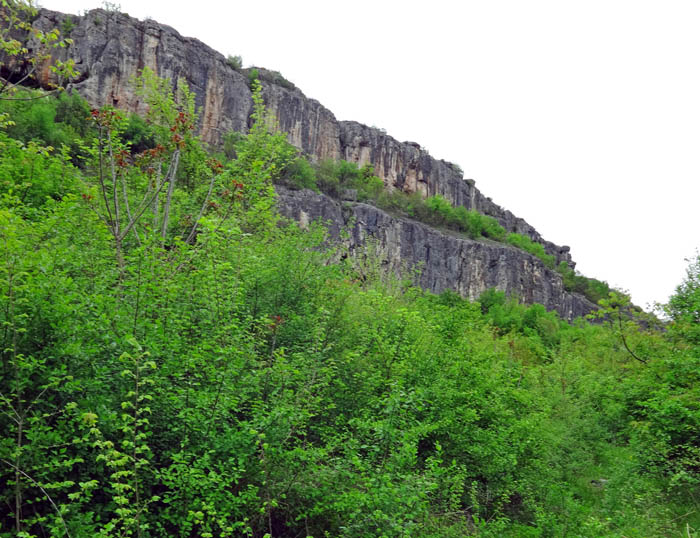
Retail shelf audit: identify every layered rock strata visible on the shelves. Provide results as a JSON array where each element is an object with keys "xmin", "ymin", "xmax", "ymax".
[
  {"xmin": 29, "ymin": 7, "xmax": 591, "ymax": 315},
  {"xmin": 34, "ymin": 9, "xmax": 572, "ymax": 258},
  {"xmin": 276, "ymin": 187, "xmax": 596, "ymax": 320}
]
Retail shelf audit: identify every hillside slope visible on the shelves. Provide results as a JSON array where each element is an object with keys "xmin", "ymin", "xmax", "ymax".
[{"xmin": 33, "ymin": 6, "xmax": 595, "ymax": 318}]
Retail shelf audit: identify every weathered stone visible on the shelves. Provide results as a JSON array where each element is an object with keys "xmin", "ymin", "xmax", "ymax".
[
  {"xmin": 276, "ymin": 187, "xmax": 596, "ymax": 320},
  {"xmin": 31, "ymin": 6, "xmax": 589, "ymax": 315},
  {"xmin": 35, "ymin": 8, "xmax": 572, "ymax": 260},
  {"xmin": 33, "ymin": 8, "xmax": 253, "ymax": 146}
]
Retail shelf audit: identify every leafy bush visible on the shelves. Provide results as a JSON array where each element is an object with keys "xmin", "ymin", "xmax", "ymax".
[
  {"xmin": 425, "ymin": 193, "xmax": 455, "ymax": 225},
  {"xmin": 226, "ymin": 54, "xmax": 242, "ymax": 71},
  {"xmin": 2, "ymin": 72, "xmax": 698, "ymax": 537},
  {"xmin": 407, "ymin": 194, "xmax": 509, "ymax": 242},
  {"xmin": 121, "ymin": 113, "xmax": 157, "ymax": 153},
  {"xmin": 666, "ymin": 253, "xmax": 700, "ymax": 345},
  {"xmin": 221, "ymin": 130, "xmax": 244, "ymax": 159},
  {"xmin": 0, "ymin": 132, "xmax": 79, "ymax": 213},
  {"xmin": 507, "ymin": 233, "xmax": 556, "ymax": 268},
  {"xmin": 306, "ymin": 159, "xmax": 385, "ymax": 201},
  {"xmin": 0, "ymin": 90, "xmax": 93, "ymax": 159},
  {"xmin": 479, "ymin": 213, "xmax": 507, "ymax": 241},
  {"xmin": 557, "ymin": 261, "xmax": 612, "ymax": 304},
  {"xmin": 247, "ymin": 67, "xmax": 259, "ymax": 89},
  {"xmin": 283, "ymin": 157, "xmax": 318, "ymax": 191},
  {"xmin": 255, "ymin": 68, "xmax": 296, "ymax": 90}
]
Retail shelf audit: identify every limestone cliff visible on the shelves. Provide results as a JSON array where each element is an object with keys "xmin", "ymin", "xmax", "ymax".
[
  {"xmin": 276, "ymin": 188, "xmax": 596, "ymax": 320},
  {"xmin": 30, "ymin": 7, "xmax": 594, "ymax": 318}
]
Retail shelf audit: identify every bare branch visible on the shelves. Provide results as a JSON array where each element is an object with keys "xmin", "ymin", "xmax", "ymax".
[
  {"xmin": 24, "ymin": 384, "xmax": 52, "ymax": 414},
  {"xmin": 120, "ymin": 171, "xmax": 141, "ymax": 246},
  {"xmin": 0, "ymin": 459, "xmax": 72, "ymax": 538},
  {"xmin": 0, "ymin": 390, "xmax": 21, "ymax": 424},
  {"xmin": 160, "ymin": 150, "xmax": 180, "ymax": 243},
  {"xmin": 185, "ymin": 173, "xmax": 217, "ymax": 244},
  {"xmin": 0, "ymin": 88, "xmax": 60, "ymax": 101},
  {"xmin": 152, "ymin": 162, "xmax": 162, "ymax": 229},
  {"xmin": 118, "ymin": 173, "xmax": 170, "ymax": 242},
  {"xmin": 107, "ymin": 131, "xmax": 120, "ymax": 239},
  {"xmin": 617, "ymin": 312, "xmax": 648, "ymax": 365},
  {"xmin": 84, "ymin": 199, "xmax": 111, "ymax": 228},
  {"xmin": 96, "ymin": 130, "xmax": 114, "ymax": 232},
  {"xmin": 0, "ymin": 65, "xmax": 39, "ymax": 96}
]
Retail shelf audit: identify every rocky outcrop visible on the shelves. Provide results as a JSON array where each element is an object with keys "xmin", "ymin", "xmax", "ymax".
[
  {"xmin": 30, "ymin": 7, "xmax": 589, "ymax": 314},
  {"xmin": 276, "ymin": 187, "xmax": 596, "ymax": 320},
  {"xmin": 338, "ymin": 121, "xmax": 573, "ymax": 266},
  {"xmin": 34, "ymin": 8, "xmax": 573, "ymax": 259},
  {"xmin": 33, "ymin": 8, "xmax": 254, "ymax": 143}
]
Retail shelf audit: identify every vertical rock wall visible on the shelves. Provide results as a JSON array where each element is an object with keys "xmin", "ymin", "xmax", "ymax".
[
  {"xmin": 30, "ymin": 7, "xmax": 587, "ymax": 312},
  {"xmin": 276, "ymin": 188, "xmax": 595, "ymax": 320}
]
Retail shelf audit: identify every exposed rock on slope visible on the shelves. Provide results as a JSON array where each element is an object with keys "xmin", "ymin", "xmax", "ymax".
[
  {"xmin": 35, "ymin": 9, "xmax": 571, "ymax": 258},
  {"xmin": 32, "ymin": 7, "xmax": 594, "ymax": 318},
  {"xmin": 277, "ymin": 188, "xmax": 596, "ymax": 320}
]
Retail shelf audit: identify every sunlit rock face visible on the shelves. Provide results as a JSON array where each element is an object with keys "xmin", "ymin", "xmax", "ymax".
[
  {"xmin": 34, "ymin": 7, "xmax": 585, "ymax": 313},
  {"xmin": 34, "ymin": 8, "xmax": 253, "ymax": 146}
]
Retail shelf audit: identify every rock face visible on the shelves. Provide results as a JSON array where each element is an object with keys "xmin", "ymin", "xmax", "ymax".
[
  {"xmin": 32, "ymin": 7, "xmax": 593, "ymax": 318},
  {"xmin": 276, "ymin": 187, "xmax": 596, "ymax": 320}
]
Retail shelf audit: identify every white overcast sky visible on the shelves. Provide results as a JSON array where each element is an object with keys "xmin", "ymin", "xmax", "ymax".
[{"xmin": 42, "ymin": 0, "xmax": 700, "ymax": 311}]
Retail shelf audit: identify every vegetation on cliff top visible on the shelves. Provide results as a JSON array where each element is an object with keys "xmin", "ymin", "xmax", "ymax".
[{"xmin": 278, "ymin": 158, "xmax": 612, "ymax": 304}]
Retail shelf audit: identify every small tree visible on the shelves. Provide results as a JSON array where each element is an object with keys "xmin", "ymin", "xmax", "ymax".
[
  {"xmin": 666, "ymin": 253, "xmax": 700, "ymax": 345},
  {"xmin": 226, "ymin": 55, "xmax": 242, "ymax": 71},
  {"xmin": 85, "ymin": 67, "xmax": 227, "ymax": 270}
]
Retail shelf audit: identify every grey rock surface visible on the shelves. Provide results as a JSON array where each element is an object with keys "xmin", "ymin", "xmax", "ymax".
[
  {"xmin": 276, "ymin": 187, "xmax": 596, "ymax": 321},
  {"xmin": 35, "ymin": 8, "xmax": 572, "ymax": 260},
  {"xmin": 33, "ymin": 7, "xmax": 591, "ymax": 315}
]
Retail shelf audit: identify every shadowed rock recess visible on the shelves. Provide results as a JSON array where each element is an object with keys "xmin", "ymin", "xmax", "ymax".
[{"xmin": 35, "ymin": 7, "xmax": 596, "ymax": 319}]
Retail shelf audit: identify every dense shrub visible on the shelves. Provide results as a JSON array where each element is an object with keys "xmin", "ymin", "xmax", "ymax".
[
  {"xmin": 400, "ymin": 194, "xmax": 509, "ymax": 242},
  {"xmin": 226, "ymin": 54, "xmax": 243, "ymax": 71},
  {"xmin": 1, "ymin": 75, "xmax": 697, "ymax": 537},
  {"xmin": 507, "ymin": 233, "xmax": 556, "ymax": 268},
  {"xmin": 557, "ymin": 261, "xmax": 612, "ymax": 303},
  {"xmin": 283, "ymin": 157, "xmax": 318, "ymax": 190},
  {"xmin": 272, "ymin": 154, "xmax": 563, "ymax": 273},
  {"xmin": 279, "ymin": 158, "xmax": 384, "ymax": 200},
  {"xmin": 0, "ymin": 90, "xmax": 93, "ymax": 160},
  {"xmin": 247, "ymin": 67, "xmax": 259, "ymax": 88}
]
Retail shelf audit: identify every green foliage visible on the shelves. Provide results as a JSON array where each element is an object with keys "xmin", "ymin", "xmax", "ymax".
[
  {"xmin": 0, "ymin": 0, "xmax": 78, "ymax": 99},
  {"xmin": 247, "ymin": 67, "xmax": 259, "ymax": 89},
  {"xmin": 385, "ymin": 193, "xmax": 508, "ymax": 242},
  {"xmin": 0, "ymin": 130, "xmax": 79, "ymax": 212},
  {"xmin": 0, "ymin": 88, "xmax": 158, "ymax": 165},
  {"xmin": 121, "ymin": 113, "xmax": 156, "ymax": 154},
  {"xmin": 273, "ymin": 154, "xmax": 564, "ymax": 273},
  {"xmin": 258, "ymin": 69, "xmax": 295, "ymax": 90},
  {"xmin": 283, "ymin": 157, "xmax": 318, "ymax": 191},
  {"xmin": 666, "ymin": 253, "xmax": 700, "ymax": 345},
  {"xmin": 478, "ymin": 288, "xmax": 563, "ymax": 349},
  {"xmin": 226, "ymin": 54, "xmax": 242, "ymax": 71},
  {"xmin": 229, "ymin": 77, "xmax": 296, "ymax": 226},
  {"xmin": 278, "ymin": 157, "xmax": 385, "ymax": 201},
  {"xmin": 557, "ymin": 261, "xmax": 612, "ymax": 304},
  {"xmin": 0, "ymin": 72, "xmax": 698, "ymax": 538},
  {"xmin": 60, "ymin": 15, "xmax": 76, "ymax": 36},
  {"xmin": 507, "ymin": 233, "xmax": 556, "ymax": 268},
  {"xmin": 220, "ymin": 130, "xmax": 244, "ymax": 160},
  {"xmin": 0, "ymin": 89, "xmax": 93, "ymax": 159}
]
